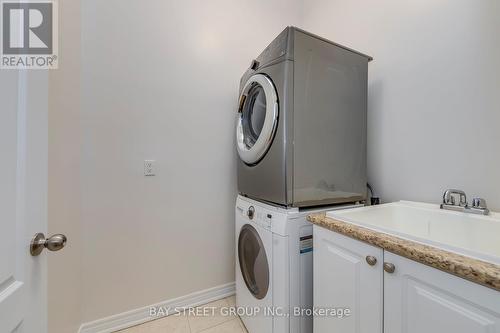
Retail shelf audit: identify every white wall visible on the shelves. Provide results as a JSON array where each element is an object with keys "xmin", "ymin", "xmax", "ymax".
[
  {"xmin": 80, "ymin": 0, "xmax": 302, "ymax": 322},
  {"xmin": 301, "ymin": 0, "xmax": 500, "ymax": 210},
  {"xmin": 48, "ymin": 0, "xmax": 82, "ymax": 332}
]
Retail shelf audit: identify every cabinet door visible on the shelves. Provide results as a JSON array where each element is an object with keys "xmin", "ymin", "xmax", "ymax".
[
  {"xmin": 384, "ymin": 251, "xmax": 500, "ymax": 333},
  {"xmin": 313, "ymin": 226, "xmax": 383, "ymax": 333}
]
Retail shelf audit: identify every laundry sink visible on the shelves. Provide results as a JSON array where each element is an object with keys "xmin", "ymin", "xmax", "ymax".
[{"xmin": 326, "ymin": 201, "xmax": 500, "ymax": 265}]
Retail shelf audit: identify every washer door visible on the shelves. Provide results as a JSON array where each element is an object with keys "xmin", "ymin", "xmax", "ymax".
[
  {"xmin": 236, "ymin": 74, "xmax": 279, "ymax": 165},
  {"xmin": 238, "ymin": 224, "xmax": 270, "ymax": 300}
]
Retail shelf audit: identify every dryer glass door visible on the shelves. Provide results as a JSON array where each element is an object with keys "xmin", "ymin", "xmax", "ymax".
[
  {"xmin": 238, "ymin": 224, "xmax": 269, "ymax": 300},
  {"xmin": 236, "ymin": 74, "xmax": 278, "ymax": 165}
]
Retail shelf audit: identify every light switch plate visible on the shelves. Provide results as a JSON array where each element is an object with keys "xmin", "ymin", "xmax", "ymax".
[{"xmin": 144, "ymin": 160, "xmax": 155, "ymax": 176}]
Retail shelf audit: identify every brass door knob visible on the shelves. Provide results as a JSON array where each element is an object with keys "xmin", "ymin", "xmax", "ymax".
[
  {"xmin": 365, "ymin": 256, "xmax": 377, "ymax": 266},
  {"xmin": 30, "ymin": 233, "xmax": 67, "ymax": 256},
  {"xmin": 383, "ymin": 262, "xmax": 396, "ymax": 273}
]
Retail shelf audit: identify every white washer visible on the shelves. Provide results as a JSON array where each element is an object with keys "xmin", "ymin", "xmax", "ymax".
[{"xmin": 235, "ymin": 195, "xmax": 361, "ymax": 333}]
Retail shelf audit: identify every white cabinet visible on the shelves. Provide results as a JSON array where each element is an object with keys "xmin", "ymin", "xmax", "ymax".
[
  {"xmin": 314, "ymin": 227, "xmax": 500, "ymax": 333},
  {"xmin": 313, "ymin": 225, "xmax": 383, "ymax": 333},
  {"xmin": 384, "ymin": 251, "xmax": 500, "ymax": 333}
]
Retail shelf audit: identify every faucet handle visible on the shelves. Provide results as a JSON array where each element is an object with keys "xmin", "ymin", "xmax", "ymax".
[
  {"xmin": 446, "ymin": 195, "xmax": 456, "ymax": 205},
  {"xmin": 443, "ymin": 189, "xmax": 466, "ymax": 206},
  {"xmin": 443, "ymin": 190, "xmax": 454, "ymax": 205},
  {"xmin": 472, "ymin": 198, "xmax": 487, "ymax": 209},
  {"xmin": 458, "ymin": 193, "xmax": 468, "ymax": 207}
]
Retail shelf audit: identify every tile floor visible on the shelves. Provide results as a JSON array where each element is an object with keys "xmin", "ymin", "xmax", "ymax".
[{"xmin": 117, "ymin": 296, "xmax": 248, "ymax": 333}]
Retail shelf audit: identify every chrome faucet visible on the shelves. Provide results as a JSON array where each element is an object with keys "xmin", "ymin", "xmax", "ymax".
[
  {"xmin": 442, "ymin": 189, "xmax": 467, "ymax": 207},
  {"xmin": 440, "ymin": 189, "xmax": 489, "ymax": 215}
]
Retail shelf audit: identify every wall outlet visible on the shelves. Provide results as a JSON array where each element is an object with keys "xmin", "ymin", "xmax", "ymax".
[{"xmin": 144, "ymin": 160, "xmax": 155, "ymax": 176}]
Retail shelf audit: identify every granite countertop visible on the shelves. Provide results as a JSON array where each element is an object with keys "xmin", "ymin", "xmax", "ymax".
[{"xmin": 307, "ymin": 212, "xmax": 500, "ymax": 292}]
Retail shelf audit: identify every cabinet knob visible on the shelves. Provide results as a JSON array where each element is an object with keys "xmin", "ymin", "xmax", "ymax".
[
  {"xmin": 383, "ymin": 262, "xmax": 396, "ymax": 273},
  {"xmin": 365, "ymin": 256, "xmax": 377, "ymax": 266}
]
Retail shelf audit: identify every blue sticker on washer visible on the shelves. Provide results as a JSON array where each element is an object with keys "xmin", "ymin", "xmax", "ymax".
[{"xmin": 300, "ymin": 235, "xmax": 313, "ymax": 254}]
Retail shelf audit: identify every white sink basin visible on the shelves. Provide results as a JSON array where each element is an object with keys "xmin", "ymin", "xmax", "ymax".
[{"xmin": 327, "ymin": 201, "xmax": 500, "ymax": 265}]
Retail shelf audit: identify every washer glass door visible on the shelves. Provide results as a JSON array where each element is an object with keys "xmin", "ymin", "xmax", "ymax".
[
  {"xmin": 238, "ymin": 224, "xmax": 269, "ymax": 300},
  {"xmin": 236, "ymin": 74, "xmax": 278, "ymax": 165}
]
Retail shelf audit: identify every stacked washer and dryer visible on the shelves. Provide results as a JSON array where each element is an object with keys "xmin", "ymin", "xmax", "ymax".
[{"xmin": 235, "ymin": 27, "xmax": 372, "ymax": 333}]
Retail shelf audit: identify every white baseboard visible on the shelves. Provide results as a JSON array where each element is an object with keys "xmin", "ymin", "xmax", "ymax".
[{"xmin": 78, "ymin": 282, "xmax": 235, "ymax": 333}]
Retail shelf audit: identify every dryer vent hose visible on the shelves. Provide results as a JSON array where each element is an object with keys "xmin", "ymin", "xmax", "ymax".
[{"xmin": 367, "ymin": 183, "xmax": 380, "ymax": 206}]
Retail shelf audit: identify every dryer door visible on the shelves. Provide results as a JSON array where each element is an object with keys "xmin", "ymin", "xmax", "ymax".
[
  {"xmin": 236, "ymin": 74, "xmax": 279, "ymax": 165},
  {"xmin": 238, "ymin": 224, "xmax": 270, "ymax": 299}
]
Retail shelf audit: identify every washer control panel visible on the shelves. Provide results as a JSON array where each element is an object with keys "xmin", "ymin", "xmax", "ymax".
[
  {"xmin": 252, "ymin": 211, "xmax": 272, "ymax": 230},
  {"xmin": 236, "ymin": 196, "xmax": 297, "ymax": 235},
  {"xmin": 240, "ymin": 204, "xmax": 273, "ymax": 230},
  {"xmin": 246, "ymin": 206, "xmax": 255, "ymax": 220}
]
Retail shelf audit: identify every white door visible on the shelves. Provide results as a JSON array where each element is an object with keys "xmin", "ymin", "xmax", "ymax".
[
  {"xmin": 384, "ymin": 251, "xmax": 500, "ymax": 333},
  {"xmin": 0, "ymin": 70, "xmax": 50, "ymax": 332},
  {"xmin": 313, "ymin": 226, "xmax": 383, "ymax": 333},
  {"xmin": 236, "ymin": 74, "xmax": 279, "ymax": 165},
  {"xmin": 235, "ymin": 201, "xmax": 273, "ymax": 333}
]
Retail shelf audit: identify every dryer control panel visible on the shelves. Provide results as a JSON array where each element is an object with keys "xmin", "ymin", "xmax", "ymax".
[{"xmin": 256, "ymin": 26, "xmax": 292, "ymax": 67}]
